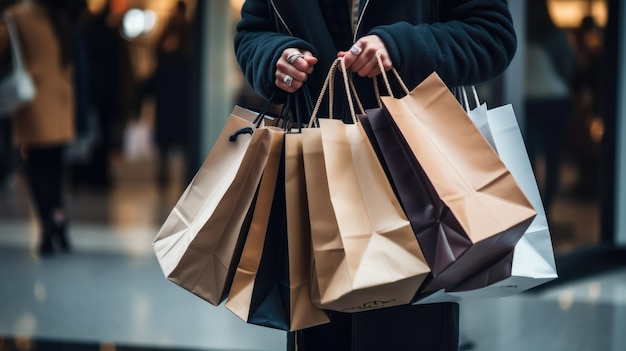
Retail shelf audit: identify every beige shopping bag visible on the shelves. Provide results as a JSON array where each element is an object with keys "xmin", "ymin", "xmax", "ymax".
[
  {"xmin": 378, "ymin": 72, "xmax": 536, "ymax": 296},
  {"xmin": 284, "ymin": 133, "xmax": 329, "ymax": 329},
  {"xmin": 225, "ymin": 127, "xmax": 290, "ymax": 328},
  {"xmin": 302, "ymin": 59, "xmax": 429, "ymax": 312},
  {"xmin": 304, "ymin": 118, "xmax": 429, "ymax": 312},
  {"xmin": 226, "ymin": 91, "xmax": 328, "ymax": 330},
  {"xmin": 152, "ymin": 106, "xmax": 274, "ymax": 305}
]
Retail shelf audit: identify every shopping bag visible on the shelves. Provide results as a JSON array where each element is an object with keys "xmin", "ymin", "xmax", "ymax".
[
  {"xmin": 284, "ymin": 133, "xmax": 329, "ymax": 329},
  {"xmin": 225, "ymin": 127, "xmax": 289, "ymax": 329},
  {"xmin": 0, "ymin": 13, "xmax": 35, "ymax": 116},
  {"xmin": 375, "ymin": 71, "xmax": 536, "ymax": 297},
  {"xmin": 122, "ymin": 119, "xmax": 156, "ymax": 161},
  {"xmin": 446, "ymin": 101, "xmax": 556, "ymax": 297},
  {"xmin": 152, "ymin": 105, "xmax": 275, "ymax": 305},
  {"xmin": 461, "ymin": 86, "xmax": 496, "ymax": 149},
  {"xmin": 225, "ymin": 91, "xmax": 329, "ymax": 331},
  {"xmin": 359, "ymin": 107, "xmax": 466, "ymax": 295},
  {"xmin": 303, "ymin": 59, "xmax": 430, "ymax": 313}
]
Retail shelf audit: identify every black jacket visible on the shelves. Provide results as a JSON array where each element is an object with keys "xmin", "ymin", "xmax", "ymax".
[{"xmin": 234, "ymin": 0, "xmax": 517, "ymax": 109}]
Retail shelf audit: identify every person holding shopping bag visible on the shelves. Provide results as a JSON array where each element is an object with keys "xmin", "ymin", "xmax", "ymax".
[{"xmin": 234, "ymin": 0, "xmax": 517, "ymax": 350}]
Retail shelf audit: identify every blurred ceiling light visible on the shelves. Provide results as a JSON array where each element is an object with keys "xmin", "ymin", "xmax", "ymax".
[
  {"xmin": 122, "ymin": 8, "xmax": 157, "ymax": 39},
  {"xmin": 548, "ymin": 0, "xmax": 607, "ymax": 28},
  {"xmin": 144, "ymin": 10, "xmax": 157, "ymax": 32}
]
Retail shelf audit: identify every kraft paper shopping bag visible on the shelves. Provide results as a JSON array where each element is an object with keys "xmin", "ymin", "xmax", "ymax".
[
  {"xmin": 284, "ymin": 133, "xmax": 329, "ymax": 329},
  {"xmin": 360, "ymin": 107, "xmax": 467, "ymax": 294},
  {"xmin": 225, "ymin": 127, "xmax": 288, "ymax": 329},
  {"xmin": 303, "ymin": 59, "xmax": 429, "ymax": 312},
  {"xmin": 153, "ymin": 106, "xmax": 274, "ymax": 305},
  {"xmin": 376, "ymin": 72, "xmax": 536, "ymax": 297},
  {"xmin": 303, "ymin": 120, "xmax": 430, "ymax": 313},
  {"xmin": 226, "ymin": 91, "xmax": 328, "ymax": 330}
]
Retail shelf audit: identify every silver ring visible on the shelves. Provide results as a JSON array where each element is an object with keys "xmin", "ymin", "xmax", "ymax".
[
  {"xmin": 350, "ymin": 44, "xmax": 362, "ymax": 55},
  {"xmin": 283, "ymin": 74, "xmax": 294, "ymax": 87},
  {"xmin": 287, "ymin": 52, "xmax": 304, "ymax": 64}
]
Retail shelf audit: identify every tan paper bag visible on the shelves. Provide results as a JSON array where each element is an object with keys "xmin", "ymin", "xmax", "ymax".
[
  {"xmin": 225, "ymin": 127, "xmax": 290, "ymax": 328},
  {"xmin": 284, "ymin": 133, "xmax": 329, "ymax": 330},
  {"xmin": 302, "ymin": 118, "xmax": 430, "ymax": 313},
  {"xmin": 379, "ymin": 72, "xmax": 537, "ymax": 296},
  {"xmin": 152, "ymin": 106, "xmax": 273, "ymax": 305},
  {"xmin": 226, "ymin": 131, "xmax": 329, "ymax": 331}
]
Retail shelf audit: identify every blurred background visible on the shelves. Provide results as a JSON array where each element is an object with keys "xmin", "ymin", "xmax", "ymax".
[{"xmin": 0, "ymin": 0, "xmax": 625, "ymax": 350}]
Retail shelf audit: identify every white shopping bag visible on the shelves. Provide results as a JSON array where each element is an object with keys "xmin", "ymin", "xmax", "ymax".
[{"xmin": 462, "ymin": 86, "xmax": 496, "ymax": 149}]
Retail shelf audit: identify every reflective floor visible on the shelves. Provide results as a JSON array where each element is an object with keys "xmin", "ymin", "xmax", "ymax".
[{"xmin": 1, "ymin": 153, "xmax": 625, "ymax": 351}]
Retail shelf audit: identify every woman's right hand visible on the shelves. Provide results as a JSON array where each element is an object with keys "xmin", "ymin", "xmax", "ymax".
[{"xmin": 275, "ymin": 48, "xmax": 317, "ymax": 93}]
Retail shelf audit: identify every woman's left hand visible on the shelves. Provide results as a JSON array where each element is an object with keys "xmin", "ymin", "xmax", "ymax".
[{"xmin": 338, "ymin": 35, "xmax": 393, "ymax": 78}]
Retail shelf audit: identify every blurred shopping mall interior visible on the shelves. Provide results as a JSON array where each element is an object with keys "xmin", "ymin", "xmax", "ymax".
[{"xmin": 1, "ymin": 0, "xmax": 625, "ymax": 350}]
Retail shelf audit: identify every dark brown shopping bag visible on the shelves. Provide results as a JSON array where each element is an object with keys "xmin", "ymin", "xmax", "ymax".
[
  {"xmin": 374, "ymin": 71, "xmax": 536, "ymax": 296},
  {"xmin": 152, "ymin": 106, "xmax": 275, "ymax": 305},
  {"xmin": 303, "ymin": 59, "xmax": 429, "ymax": 312}
]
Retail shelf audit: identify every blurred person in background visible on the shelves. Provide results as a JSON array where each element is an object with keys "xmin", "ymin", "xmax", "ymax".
[
  {"xmin": 143, "ymin": 0, "xmax": 193, "ymax": 189},
  {"xmin": 568, "ymin": 15, "xmax": 604, "ymax": 199},
  {"xmin": 0, "ymin": 0, "xmax": 85, "ymax": 256},
  {"xmin": 524, "ymin": 0, "xmax": 578, "ymax": 218},
  {"xmin": 81, "ymin": 0, "xmax": 135, "ymax": 190},
  {"xmin": 64, "ymin": 0, "xmax": 96, "ymax": 192}
]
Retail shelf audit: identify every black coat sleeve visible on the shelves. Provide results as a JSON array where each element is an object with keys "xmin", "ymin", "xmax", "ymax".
[
  {"xmin": 368, "ymin": 0, "xmax": 517, "ymax": 89},
  {"xmin": 234, "ymin": 0, "xmax": 316, "ymax": 100}
]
